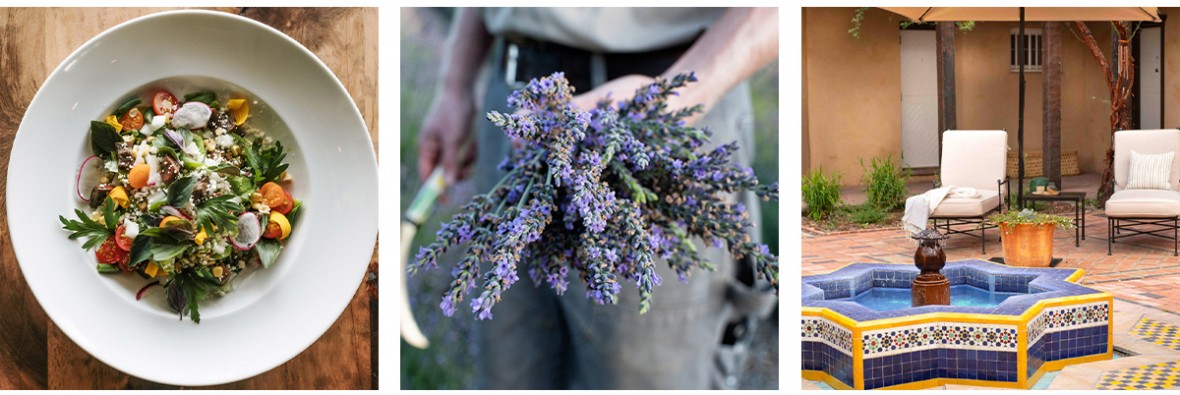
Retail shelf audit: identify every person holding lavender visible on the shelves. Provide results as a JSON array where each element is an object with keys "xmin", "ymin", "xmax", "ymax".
[{"xmin": 416, "ymin": 7, "xmax": 779, "ymax": 390}]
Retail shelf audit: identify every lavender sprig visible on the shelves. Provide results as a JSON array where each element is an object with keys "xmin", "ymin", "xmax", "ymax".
[{"xmin": 411, "ymin": 72, "xmax": 778, "ymax": 320}]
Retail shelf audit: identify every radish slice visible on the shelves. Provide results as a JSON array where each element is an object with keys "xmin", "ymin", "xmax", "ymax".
[
  {"xmin": 231, "ymin": 212, "xmax": 261, "ymax": 250},
  {"xmin": 76, "ymin": 155, "xmax": 101, "ymax": 203},
  {"xmin": 171, "ymin": 102, "xmax": 212, "ymax": 130},
  {"xmin": 163, "ymin": 129, "xmax": 185, "ymax": 150},
  {"xmin": 146, "ymin": 154, "xmax": 161, "ymax": 186},
  {"xmin": 136, "ymin": 281, "xmax": 160, "ymax": 300},
  {"xmin": 162, "ymin": 205, "xmax": 190, "ymax": 220}
]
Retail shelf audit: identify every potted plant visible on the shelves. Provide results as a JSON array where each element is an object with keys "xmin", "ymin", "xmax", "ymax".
[{"xmin": 988, "ymin": 209, "xmax": 1075, "ymax": 267}]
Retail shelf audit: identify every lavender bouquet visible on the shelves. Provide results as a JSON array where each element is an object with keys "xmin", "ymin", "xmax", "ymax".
[{"xmin": 409, "ymin": 72, "xmax": 778, "ymax": 320}]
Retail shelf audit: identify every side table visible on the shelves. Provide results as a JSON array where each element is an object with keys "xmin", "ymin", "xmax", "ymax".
[{"xmin": 1021, "ymin": 191, "xmax": 1086, "ymax": 247}]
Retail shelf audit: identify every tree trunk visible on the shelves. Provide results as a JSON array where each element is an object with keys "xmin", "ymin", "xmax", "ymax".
[
  {"xmin": 1043, "ymin": 22, "xmax": 1062, "ymax": 188},
  {"xmin": 936, "ymin": 21, "xmax": 957, "ymax": 167},
  {"xmin": 1071, "ymin": 22, "xmax": 1134, "ymax": 207}
]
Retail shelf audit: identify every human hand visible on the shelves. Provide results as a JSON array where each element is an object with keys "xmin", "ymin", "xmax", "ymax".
[
  {"xmin": 570, "ymin": 74, "xmax": 704, "ymax": 124},
  {"xmin": 417, "ymin": 90, "xmax": 477, "ymax": 184}
]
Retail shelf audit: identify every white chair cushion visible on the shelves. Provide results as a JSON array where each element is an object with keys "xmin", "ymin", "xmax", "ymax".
[
  {"xmin": 1105, "ymin": 189, "xmax": 1180, "ymax": 218},
  {"xmin": 940, "ymin": 130, "xmax": 1008, "ymax": 193},
  {"xmin": 1115, "ymin": 130, "xmax": 1180, "ymax": 192},
  {"xmin": 931, "ymin": 190, "xmax": 1000, "ymax": 217},
  {"xmin": 1126, "ymin": 150, "xmax": 1174, "ymax": 190}
]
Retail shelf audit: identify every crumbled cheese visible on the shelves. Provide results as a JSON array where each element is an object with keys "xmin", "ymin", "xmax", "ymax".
[
  {"xmin": 216, "ymin": 134, "xmax": 234, "ymax": 148},
  {"xmin": 123, "ymin": 218, "xmax": 140, "ymax": 238},
  {"xmin": 150, "ymin": 114, "xmax": 166, "ymax": 131}
]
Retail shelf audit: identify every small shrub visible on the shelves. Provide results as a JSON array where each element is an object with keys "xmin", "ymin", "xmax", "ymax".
[
  {"xmin": 861, "ymin": 155, "xmax": 911, "ymax": 210},
  {"xmin": 803, "ymin": 167, "xmax": 842, "ymax": 221},
  {"xmin": 848, "ymin": 204, "xmax": 888, "ymax": 225}
]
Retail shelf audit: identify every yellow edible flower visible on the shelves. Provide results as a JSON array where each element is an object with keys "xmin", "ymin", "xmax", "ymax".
[
  {"xmin": 104, "ymin": 115, "xmax": 123, "ymax": 133},
  {"xmin": 226, "ymin": 99, "xmax": 249, "ymax": 125},
  {"xmin": 108, "ymin": 186, "xmax": 130, "ymax": 208}
]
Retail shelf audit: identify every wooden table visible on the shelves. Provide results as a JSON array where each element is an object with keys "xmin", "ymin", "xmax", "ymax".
[{"xmin": 0, "ymin": 8, "xmax": 377, "ymax": 389}]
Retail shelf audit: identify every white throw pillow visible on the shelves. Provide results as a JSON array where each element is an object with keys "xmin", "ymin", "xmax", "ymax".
[{"xmin": 1127, "ymin": 150, "xmax": 1174, "ymax": 190}]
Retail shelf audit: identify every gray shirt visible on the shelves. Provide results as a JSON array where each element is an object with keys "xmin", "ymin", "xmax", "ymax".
[{"xmin": 482, "ymin": 7, "xmax": 725, "ymax": 53}]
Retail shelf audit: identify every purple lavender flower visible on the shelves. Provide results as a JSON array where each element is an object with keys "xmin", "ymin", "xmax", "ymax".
[{"xmin": 411, "ymin": 71, "xmax": 778, "ymax": 320}]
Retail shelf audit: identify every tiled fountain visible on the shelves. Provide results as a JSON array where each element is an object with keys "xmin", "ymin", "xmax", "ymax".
[{"xmin": 802, "ymin": 259, "xmax": 1113, "ymax": 390}]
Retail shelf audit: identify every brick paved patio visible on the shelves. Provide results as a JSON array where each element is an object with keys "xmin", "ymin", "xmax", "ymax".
[{"xmin": 803, "ymin": 209, "xmax": 1180, "ymax": 310}]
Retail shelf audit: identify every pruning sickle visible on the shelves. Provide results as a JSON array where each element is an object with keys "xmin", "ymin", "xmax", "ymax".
[{"xmin": 400, "ymin": 167, "xmax": 445, "ymax": 349}]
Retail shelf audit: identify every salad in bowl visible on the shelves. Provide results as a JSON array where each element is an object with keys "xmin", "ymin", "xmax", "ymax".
[{"xmin": 60, "ymin": 88, "xmax": 301, "ymax": 323}]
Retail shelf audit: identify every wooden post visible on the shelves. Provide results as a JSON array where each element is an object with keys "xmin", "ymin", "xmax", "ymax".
[
  {"xmin": 936, "ymin": 21, "xmax": 957, "ymax": 166},
  {"xmin": 1043, "ymin": 22, "xmax": 1063, "ymax": 188}
]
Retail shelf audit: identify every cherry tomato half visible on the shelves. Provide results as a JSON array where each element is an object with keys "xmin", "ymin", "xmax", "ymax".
[
  {"xmin": 96, "ymin": 237, "xmax": 129, "ymax": 265},
  {"xmin": 152, "ymin": 90, "xmax": 179, "ymax": 116},
  {"xmin": 259, "ymin": 182, "xmax": 291, "ymax": 210},
  {"xmin": 115, "ymin": 224, "xmax": 133, "ymax": 252},
  {"xmin": 262, "ymin": 219, "xmax": 282, "ymax": 239},
  {"xmin": 120, "ymin": 108, "xmax": 144, "ymax": 131},
  {"xmin": 272, "ymin": 191, "xmax": 294, "ymax": 215}
]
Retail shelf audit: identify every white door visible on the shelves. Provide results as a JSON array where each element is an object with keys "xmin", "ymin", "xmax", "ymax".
[
  {"xmin": 900, "ymin": 30, "xmax": 940, "ymax": 168},
  {"xmin": 1140, "ymin": 26, "xmax": 1162, "ymax": 129}
]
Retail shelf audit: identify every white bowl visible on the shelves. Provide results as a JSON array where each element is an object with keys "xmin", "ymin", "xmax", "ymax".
[{"xmin": 7, "ymin": 10, "xmax": 377, "ymax": 386}]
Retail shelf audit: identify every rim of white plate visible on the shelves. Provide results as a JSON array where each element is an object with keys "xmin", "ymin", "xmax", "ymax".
[{"xmin": 6, "ymin": 10, "xmax": 376, "ymax": 386}]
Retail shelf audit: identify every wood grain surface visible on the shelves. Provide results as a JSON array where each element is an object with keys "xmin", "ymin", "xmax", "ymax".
[{"xmin": 0, "ymin": 7, "xmax": 377, "ymax": 389}]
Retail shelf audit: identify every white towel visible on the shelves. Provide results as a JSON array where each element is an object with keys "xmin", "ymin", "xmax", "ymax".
[{"xmin": 903, "ymin": 186, "xmax": 952, "ymax": 235}]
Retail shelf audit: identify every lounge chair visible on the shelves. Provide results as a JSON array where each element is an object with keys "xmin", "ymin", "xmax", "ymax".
[
  {"xmin": 929, "ymin": 130, "xmax": 1010, "ymax": 254},
  {"xmin": 1106, "ymin": 129, "xmax": 1180, "ymax": 256}
]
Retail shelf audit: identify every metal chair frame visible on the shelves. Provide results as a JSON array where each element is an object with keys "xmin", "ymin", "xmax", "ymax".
[
  {"xmin": 928, "ymin": 178, "xmax": 1010, "ymax": 254},
  {"xmin": 1107, "ymin": 216, "xmax": 1180, "ymax": 256}
]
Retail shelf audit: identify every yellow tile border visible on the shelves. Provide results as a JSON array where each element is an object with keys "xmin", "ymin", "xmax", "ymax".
[
  {"xmin": 802, "ymin": 291, "xmax": 1115, "ymax": 390},
  {"xmin": 802, "ymin": 370, "xmax": 853, "ymax": 390}
]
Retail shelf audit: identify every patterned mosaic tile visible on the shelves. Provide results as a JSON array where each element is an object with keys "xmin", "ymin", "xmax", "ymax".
[
  {"xmin": 802, "ymin": 316, "xmax": 853, "ymax": 355},
  {"xmin": 861, "ymin": 322, "xmax": 1018, "ymax": 357},
  {"xmin": 1132, "ymin": 318, "xmax": 1180, "ymax": 351},
  {"xmin": 1096, "ymin": 361, "xmax": 1180, "ymax": 390},
  {"xmin": 1028, "ymin": 301, "xmax": 1111, "ymax": 346},
  {"xmin": 803, "ymin": 260, "xmax": 1103, "ymax": 322}
]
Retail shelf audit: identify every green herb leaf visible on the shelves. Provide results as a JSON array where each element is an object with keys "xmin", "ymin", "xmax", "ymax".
[
  {"xmin": 89, "ymin": 121, "xmax": 120, "ymax": 158},
  {"xmin": 113, "ymin": 97, "xmax": 142, "ymax": 118},
  {"xmin": 167, "ymin": 176, "xmax": 197, "ymax": 207},
  {"xmin": 237, "ymin": 136, "xmax": 288, "ymax": 185},
  {"xmin": 59, "ymin": 204, "xmax": 115, "ymax": 251},
  {"xmin": 196, "ymin": 195, "xmax": 241, "ymax": 234},
  {"xmin": 168, "ymin": 268, "xmax": 221, "ymax": 324},
  {"xmin": 255, "ymin": 141, "xmax": 289, "ymax": 185},
  {"xmin": 286, "ymin": 199, "xmax": 303, "ymax": 225},
  {"xmin": 183, "ymin": 91, "xmax": 217, "ymax": 106},
  {"xmin": 255, "ymin": 239, "xmax": 282, "ymax": 268},
  {"xmin": 151, "ymin": 242, "xmax": 189, "ymax": 262},
  {"xmin": 100, "ymin": 198, "xmax": 119, "ymax": 232},
  {"xmin": 128, "ymin": 234, "xmax": 154, "ymax": 267},
  {"xmin": 228, "ymin": 176, "xmax": 253, "ymax": 196}
]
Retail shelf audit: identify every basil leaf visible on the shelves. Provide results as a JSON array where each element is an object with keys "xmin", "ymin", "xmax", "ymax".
[
  {"xmin": 167, "ymin": 281, "xmax": 187, "ymax": 318},
  {"xmin": 183, "ymin": 91, "xmax": 217, "ymax": 106},
  {"xmin": 90, "ymin": 121, "xmax": 120, "ymax": 157},
  {"xmin": 128, "ymin": 234, "xmax": 154, "ymax": 267},
  {"xmin": 255, "ymin": 239, "xmax": 282, "ymax": 269},
  {"xmin": 286, "ymin": 200, "xmax": 303, "ymax": 225},
  {"xmin": 229, "ymin": 176, "xmax": 253, "ymax": 196},
  {"xmin": 151, "ymin": 242, "xmax": 189, "ymax": 262},
  {"xmin": 167, "ymin": 176, "xmax": 197, "ymax": 207},
  {"xmin": 113, "ymin": 97, "xmax": 142, "ymax": 117}
]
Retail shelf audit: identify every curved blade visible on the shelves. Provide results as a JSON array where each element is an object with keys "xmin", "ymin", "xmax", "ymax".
[{"xmin": 400, "ymin": 221, "xmax": 429, "ymax": 349}]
